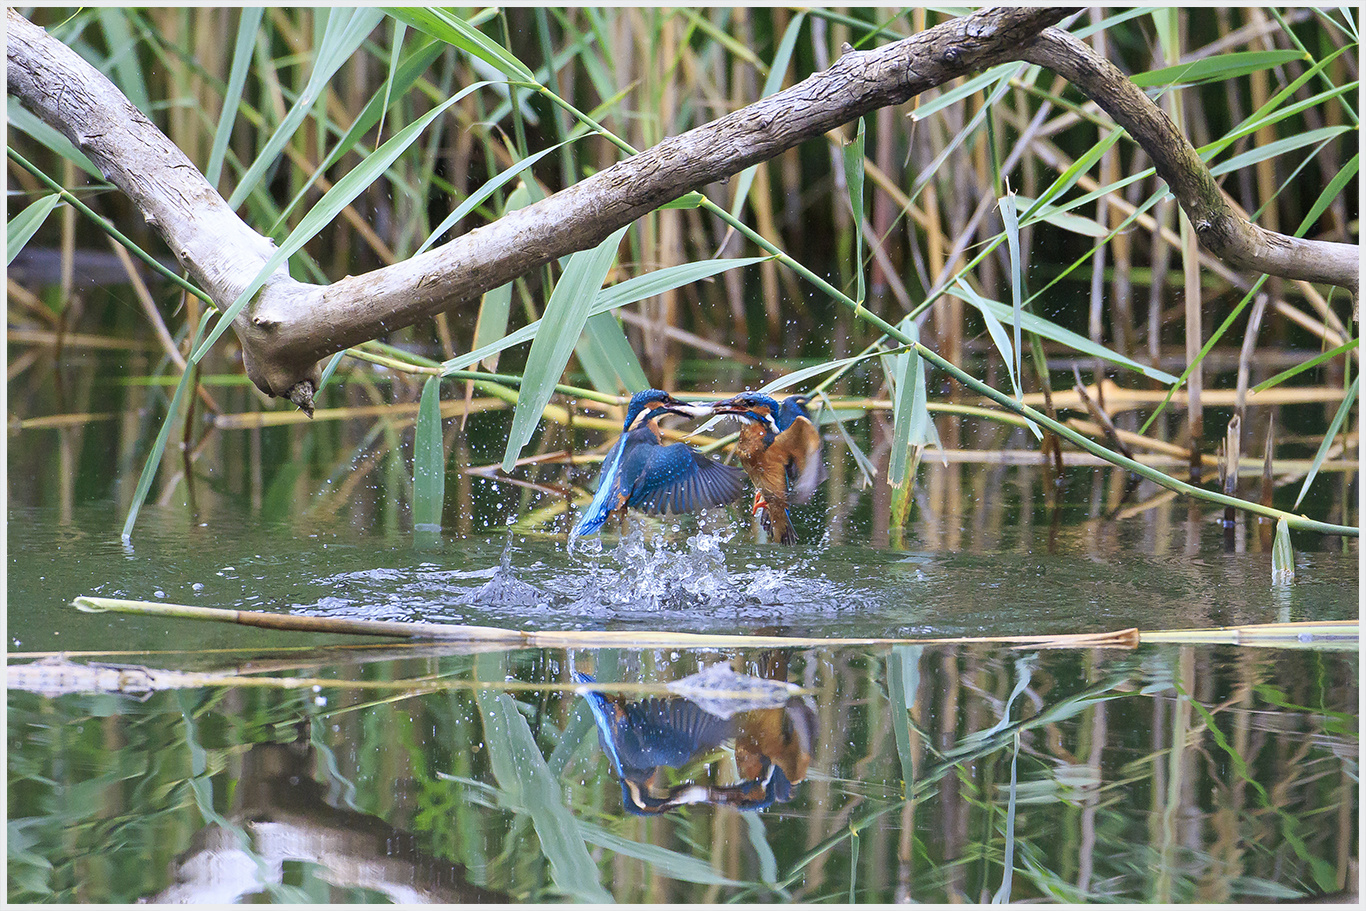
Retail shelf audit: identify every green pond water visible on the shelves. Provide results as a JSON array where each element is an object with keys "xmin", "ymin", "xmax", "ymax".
[{"xmin": 7, "ymin": 492, "xmax": 1359, "ymax": 903}]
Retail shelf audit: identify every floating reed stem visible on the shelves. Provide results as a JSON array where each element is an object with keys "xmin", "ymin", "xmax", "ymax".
[{"xmin": 70, "ymin": 597, "xmax": 1356, "ymax": 652}]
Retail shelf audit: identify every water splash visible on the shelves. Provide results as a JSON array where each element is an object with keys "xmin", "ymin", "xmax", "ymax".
[
  {"xmin": 570, "ymin": 519, "xmax": 742, "ymax": 612},
  {"xmin": 471, "ymin": 535, "xmax": 545, "ymax": 607}
]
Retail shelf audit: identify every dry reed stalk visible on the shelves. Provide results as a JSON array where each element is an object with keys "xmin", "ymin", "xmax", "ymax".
[
  {"xmin": 1112, "ymin": 487, "xmax": 1181, "ymax": 522},
  {"xmin": 6, "ymin": 278, "xmax": 56, "ymax": 327},
  {"xmin": 1140, "ymin": 620, "xmax": 1357, "ymax": 648},
  {"xmin": 71, "ymin": 595, "xmax": 1150, "ymax": 650},
  {"xmin": 826, "ymin": 381, "xmax": 1351, "ymax": 416},
  {"xmin": 1234, "ymin": 293, "xmax": 1271, "ymax": 427},
  {"xmin": 208, "ymin": 396, "xmax": 508, "ymax": 430},
  {"xmin": 1221, "ymin": 414, "xmax": 1242, "ymax": 536},
  {"xmin": 1253, "ymin": 431, "xmax": 1274, "ymax": 549},
  {"xmin": 310, "ymin": 436, "xmax": 389, "ymax": 521},
  {"xmin": 9, "ymin": 653, "xmax": 831, "ymax": 699},
  {"xmin": 7, "ymin": 349, "xmax": 43, "ymax": 382},
  {"xmin": 1249, "ymin": 9, "xmax": 1281, "ymax": 237},
  {"xmin": 11, "ymin": 412, "xmax": 120, "ymax": 431},
  {"xmin": 1073, "ymin": 366, "xmax": 1134, "ymax": 460},
  {"xmin": 616, "ymin": 309, "xmax": 758, "ymax": 363},
  {"xmin": 7, "ymin": 328, "xmax": 158, "ymax": 351},
  {"xmin": 1064, "ymin": 417, "xmax": 1198, "ymax": 462},
  {"xmin": 918, "ymin": 445, "xmax": 1354, "ymax": 476},
  {"xmin": 108, "ymin": 237, "xmax": 191, "ymax": 372}
]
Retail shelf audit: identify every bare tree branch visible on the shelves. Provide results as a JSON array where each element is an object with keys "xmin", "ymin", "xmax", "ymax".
[
  {"xmin": 1020, "ymin": 27, "xmax": 1359, "ymax": 303},
  {"xmin": 7, "ymin": 7, "xmax": 1357, "ymax": 413},
  {"xmin": 8, "ymin": 7, "xmax": 1066, "ymax": 405}
]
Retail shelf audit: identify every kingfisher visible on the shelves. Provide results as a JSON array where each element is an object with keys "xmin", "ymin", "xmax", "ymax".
[
  {"xmin": 572, "ymin": 671, "xmax": 733, "ymax": 814},
  {"xmin": 572, "ymin": 389, "xmax": 747, "ymax": 537},
  {"xmin": 573, "ymin": 671, "xmax": 812, "ymax": 813},
  {"xmin": 712, "ymin": 392, "xmax": 826, "ymax": 545}
]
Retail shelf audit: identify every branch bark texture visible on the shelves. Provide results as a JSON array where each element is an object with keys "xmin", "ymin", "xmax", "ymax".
[{"xmin": 7, "ymin": 7, "xmax": 1358, "ymax": 405}]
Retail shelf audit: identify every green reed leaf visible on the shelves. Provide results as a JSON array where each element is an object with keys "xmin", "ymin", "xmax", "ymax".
[
  {"xmin": 502, "ymin": 226, "xmax": 628, "ymax": 472},
  {"xmin": 468, "ymin": 183, "xmax": 534, "ymax": 374},
  {"xmin": 1019, "ymin": 128, "xmax": 1125, "ymax": 223},
  {"xmin": 192, "ymin": 83, "xmax": 480, "ymax": 364},
  {"xmin": 1293, "ymin": 375, "xmax": 1357, "ymax": 510},
  {"xmin": 6, "ymin": 194, "xmax": 62, "ymax": 266},
  {"xmin": 1273, "ymin": 519, "xmax": 1294, "ymax": 584},
  {"xmin": 7, "ymin": 101, "xmax": 102, "ymax": 180},
  {"xmin": 579, "ymin": 312, "xmax": 650, "ymax": 394},
  {"xmin": 1253, "ymin": 338, "xmax": 1359, "ymax": 393},
  {"xmin": 441, "ymin": 256, "xmax": 768, "ymax": 376},
  {"xmin": 1210, "ymin": 125, "xmax": 1352, "ymax": 177},
  {"xmin": 205, "ymin": 7, "xmax": 264, "ymax": 187},
  {"xmin": 887, "ymin": 646, "xmax": 922, "ymax": 799},
  {"xmin": 1130, "ymin": 50, "xmax": 1306, "ymax": 88},
  {"xmin": 956, "ymin": 289, "xmax": 1179, "ymax": 385},
  {"xmin": 956, "ymin": 279, "xmax": 1018, "ymax": 397},
  {"xmin": 910, "ymin": 64, "xmax": 1015, "ymax": 121},
  {"xmin": 476, "ymin": 681, "xmax": 612, "ymax": 902},
  {"xmin": 415, "ymin": 139, "xmax": 568, "ymax": 257},
  {"xmin": 1295, "ymin": 152, "xmax": 1358, "ymax": 237},
  {"xmin": 122, "ymin": 315, "xmax": 217, "ymax": 543},
  {"xmin": 727, "ymin": 11, "xmax": 806, "ymax": 219},
  {"xmin": 386, "ymin": 7, "xmax": 536, "ymax": 83},
  {"xmin": 270, "ymin": 36, "xmax": 446, "ymax": 235},
  {"xmin": 882, "ymin": 321, "xmax": 936, "ymax": 491},
  {"xmin": 910, "ymin": 67, "xmax": 1018, "ymax": 202},
  {"xmin": 817, "ymin": 390, "xmax": 878, "ymax": 488},
  {"xmin": 229, "ymin": 8, "xmax": 384, "ymax": 207},
  {"xmin": 842, "ymin": 117, "xmax": 867, "ymax": 306},
  {"xmin": 578, "ymin": 820, "xmax": 741, "ymax": 886},
  {"xmin": 998, "ymin": 196, "xmax": 1024, "ymax": 398},
  {"xmin": 1011, "ymin": 197, "xmax": 1110, "ymax": 237},
  {"xmin": 95, "ymin": 8, "xmax": 150, "ymax": 114}
]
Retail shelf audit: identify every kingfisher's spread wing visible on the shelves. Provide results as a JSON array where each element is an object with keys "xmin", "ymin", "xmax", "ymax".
[
  {"xmin": 573, "ymin": 434, "xmax": 630, "ymax": 536},
  {"xmin": 574, "ymin": 672, "xmax": 732, "ymax": 777},
  {"xmin": 626, "ymin": 443, "xmax": 747, "ymax": 516},
  {"xmin": 771, "ymin": 417, "xmax": 826, "ymax": 504},
  {"xmin": 612, "ymin": 697, "xmax": 733, "ymax": 774}
]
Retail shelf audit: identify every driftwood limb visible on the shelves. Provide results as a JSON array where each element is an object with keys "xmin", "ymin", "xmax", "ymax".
[
  {"xmin": 7, "ymin": 8, "xmax": 1358, "ymax": 406},
  {"xmin": 1019, "ymin": 27, "xmax": 1359, "ymax": 303}
]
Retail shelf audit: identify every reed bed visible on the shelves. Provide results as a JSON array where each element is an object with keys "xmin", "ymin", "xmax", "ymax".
[{"xmin": 6, "ymin": 8, "xmax": 1357, "ymax": 544}]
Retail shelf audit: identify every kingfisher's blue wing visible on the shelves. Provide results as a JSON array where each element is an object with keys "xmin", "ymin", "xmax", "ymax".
[
  {"xmin": 573, "ymin": 672, "xmax": 630, "ymax": 777},
  {"xmin": 573, "ymin": 434, "xmax": 629, "ymax": 536},
  {"xmin": 626, "ymin": 443, "xmax": 747, "ymax": 516},
  {"xmin": 613, "ymin": 697, "xmax": 733, "ymax": 775},
  {"xmin": 574, "ymin": 672, "xmax": 731, "ymax": 779}
]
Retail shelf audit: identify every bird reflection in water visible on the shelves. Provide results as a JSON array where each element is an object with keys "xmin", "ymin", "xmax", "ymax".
[{"xmin": 573, "ymin": 659, "xmax": 817, "ymax": 814}]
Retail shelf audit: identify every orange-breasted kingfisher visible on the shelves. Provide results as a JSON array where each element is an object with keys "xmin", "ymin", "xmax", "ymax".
[
  {"xmin": 573, "ymin": 670, "xmax": 813, "ymax": 813},
  {"xmin": 713, "ymin": 392, "xmax": 826, "ymax": 545},
  {"xmin": 572, "ymin": 389, "xmax": 747, "ymax": 537}
]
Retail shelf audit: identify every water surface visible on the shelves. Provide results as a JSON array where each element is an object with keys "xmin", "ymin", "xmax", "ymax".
[{"xmin": 7, "ymin": 500, "xmax": 1358, "ymax": 903}]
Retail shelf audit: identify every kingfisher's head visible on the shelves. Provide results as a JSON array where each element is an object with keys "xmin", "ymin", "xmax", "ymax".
[
  {"xmin": 622, "ymin": 389, "xmax": 711, "ymax": 431},
  {"xmin": 711, "ymin": 392, "xmax": 783, "ymax": 435}
]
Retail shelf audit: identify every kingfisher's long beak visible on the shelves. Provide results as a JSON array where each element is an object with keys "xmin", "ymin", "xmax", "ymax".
[
  {"xmin": 708, "ymin": 396, "xmax": 745, "ymax": 414},
  {"xmin": 667, "ymin": 401, "xmax": 716, "ymax": 419}
]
